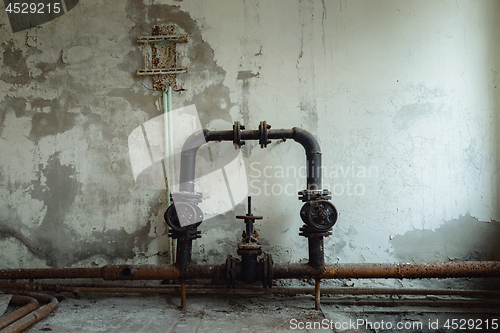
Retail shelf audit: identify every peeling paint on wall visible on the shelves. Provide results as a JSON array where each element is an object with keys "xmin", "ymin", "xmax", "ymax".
[
  {"xmin": 0, "ymin": 0, "xmax": 498, "ymax": 285},
  {"xmin": 391, "ymin": 214, "xmax": 500, "ymax": 262}
]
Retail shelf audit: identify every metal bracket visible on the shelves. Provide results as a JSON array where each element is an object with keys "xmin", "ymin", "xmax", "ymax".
[{"xmin": 137, "ymin": 25, "xmax": 187, "ymax": 91}]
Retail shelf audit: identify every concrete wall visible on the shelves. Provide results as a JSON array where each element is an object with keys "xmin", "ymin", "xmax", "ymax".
[{"xmin": 0, "ymin": 0, "xmax": 499, "ymax": 287}]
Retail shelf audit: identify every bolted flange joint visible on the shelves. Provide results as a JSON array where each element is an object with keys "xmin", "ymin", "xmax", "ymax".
[
  {"xmin": 233, "ymin": 121, "xmax": 246, "ymax": 148},
  {"xmin": 259, "ymin": 121, "xmax": 272, "ymax": 148}
]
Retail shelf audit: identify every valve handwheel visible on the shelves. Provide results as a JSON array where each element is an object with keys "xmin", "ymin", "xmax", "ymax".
[
  {"xmin": 308, "ymin": 201, "xmax": 337, "ymax": 229},
  {"xmin": 165, "ymin": 202, "xmax": 203, "ymax": 231},
  {"xmin": 301, "ymin": 200, "xmax": 338, "ymax": 230}
]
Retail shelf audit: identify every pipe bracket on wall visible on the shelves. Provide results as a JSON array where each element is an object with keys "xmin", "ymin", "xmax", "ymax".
[{"xmin": 136, "ymin": 25, "xmax": 187, "ymax": 90}]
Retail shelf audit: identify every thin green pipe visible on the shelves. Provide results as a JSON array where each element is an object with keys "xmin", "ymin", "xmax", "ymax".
[{"xmin": 163, "ymin": 86, "xmax": 176, "ymax": 264}]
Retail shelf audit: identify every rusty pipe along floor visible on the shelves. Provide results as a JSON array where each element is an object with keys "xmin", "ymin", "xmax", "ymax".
[{"xmin": 8, "ymin": 290, "xmax": 500, "ymax": 333}]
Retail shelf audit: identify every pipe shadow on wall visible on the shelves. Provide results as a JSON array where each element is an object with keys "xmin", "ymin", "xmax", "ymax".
[
  {"xmin": 492, "ymin": 1, "xmax": 500, "ymax": 262},
  {"xmin": 481, "ymin": 0, "xmax": 500, "ymax": 289}
]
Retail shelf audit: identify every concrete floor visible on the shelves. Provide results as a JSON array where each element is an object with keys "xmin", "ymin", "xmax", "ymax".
[{"xmin": 4, "ymin": 291, "xmax": 497, "ymax": 333}]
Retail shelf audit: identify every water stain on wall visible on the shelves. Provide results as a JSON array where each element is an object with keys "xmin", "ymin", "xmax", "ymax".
[
  {"xmin": 0, "ymin": 0, "xmax": 242, "ymax": 267},
  {"xmin": 30, "ymin": 92, "xmax": 80, "ymax": 139},
  {"xmin": 0, "ymin": 152, "xmax": 158, "ymax": 267},
  {"xmin": 0, "ymin": 97, "xmax": 26, "ymax": 136},
  {"xmin": 391, "ymin": 214, "xmax": 500, "ymax": 262},
  {"xmin": 0, "ymin": 2, "xmax": 209, "ymax": 267}
]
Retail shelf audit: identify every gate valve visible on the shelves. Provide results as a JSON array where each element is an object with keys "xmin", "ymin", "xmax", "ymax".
[{"xmin": 236, "ymin": 197, "xmax": 262, "ymax": 243}]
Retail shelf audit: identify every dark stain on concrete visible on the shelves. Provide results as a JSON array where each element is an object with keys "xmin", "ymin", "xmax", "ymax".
[
  {"xmin": 395, "ymin": 102, "xmax": 444, "ymax": 130},
  {"xmin": 80, "ymin": 106, "xmax": 114, "ymax": 143},
  {"xmin": 1, "ymin": 34, "xmax": 67, "ymax": 86},
  {"xmin": 29, "ymin": 91, "xmax": 80, "ymax": 139},
  {"xmin": 1, "ymin": 40, "xmax": 48, "ymax": 85},
  {"xmin": 31, "ymin": 153, "xmax": 82, "ymax": 220},
  {"xmin": 2, "ymin": 41, "xmax": 30, "ymax": 84},
  {"xmin": 0, "ymin": 92, "xmax": 79, "ymax": 139},
  {"xmin": 297, "ymin": 0, "xmax": 319, "ymax": 130},
  {"xmin": 325, "ymin": 226, "xmax": 356, "ymax": 257},
  {"xmin": 0, "ymin": 96, "xmax": 27, "ymax": 136},
  {"xmin": 123, "ymin": 1, "xmax": 234, "ymax": 128},
  {"xmin": 28, "ymin": 153, "xmax": 83, "ymax": 266},
  {"xmin": 0, "ymin": 2, "xmax": 241, "ymax": 267},
  {"xmin": 189, "ymin": 82, "xmax": 233, "ymax": 127},
  {"xmin": 0, "ymin": 153, "xmax": 157, "ymax": 267},
  {"xmin": 391, "ymin": 214, "xmax": 500, "ymax": 262},
  {"xmin": 236, "ymin": 71, "xmax": 260, "ymax": 158},
  {"xmin": 237, "ymin": 70, "xmax": 259, "ymax": 80}
]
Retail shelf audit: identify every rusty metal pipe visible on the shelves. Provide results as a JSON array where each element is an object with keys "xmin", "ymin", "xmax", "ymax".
[
  {"xmin": 0, "ymin": 261, "xmax": 499, "ymax": 282},
  {"xmin": 0, "ymin": 268, "xmax": 104, "ymax": 280},
  {"xmin": 308, "ymin": 237, "xmax": 324, "ymax": 269},
  {"xmin": 314, "ymin": 279, "xmax": 321, "ymax": 310},
  {"xmin": 0, "ymin": 264, "xmax": 226, "ymax": 281},
  {"xmin": 273, "ymin": 261, "xmax": 500, "ymax": 279},
  {"xmin": 0, "ymin": 292, "xmax": 58, "ymax": 333},
  {"xmin": 2, "ymin": 282, "xmax": 500, "ymax": 299},
  {"xmin": 0, "ymin": 295, "xmax": 38, "ymax": 330},
  {"xmin": 180, "ymin": 281, "xmax": 186, "ymax": 308}
]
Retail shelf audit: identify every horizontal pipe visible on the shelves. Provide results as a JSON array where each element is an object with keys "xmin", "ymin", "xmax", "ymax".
[
  {"xmin": 1, "ymin": 282, "xmax": 499, "ymax": 298},
  {"xmin": 0, "ymin": 261, "xmax": 498, "ymax": 282},
  {"xmin": 179, "ymin": 126, "xmax": 322, "ymax": 192},
  {"xmin": 273, "ymin": 261, "xmax": 500, "ymax": 279},
  {"xmin": 0, "ymin": 264, "xmax": 224, "ymax": 281},
  {"xmin": 0, "ymin": 267, "xmax": 104, "ymax": 280}
]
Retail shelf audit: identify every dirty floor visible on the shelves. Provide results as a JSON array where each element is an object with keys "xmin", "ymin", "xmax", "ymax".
[{"xmin": 3, "ymin": 292, "xmax": 496, "ymax": 332}]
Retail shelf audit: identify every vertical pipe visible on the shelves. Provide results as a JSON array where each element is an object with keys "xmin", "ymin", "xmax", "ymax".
[
  {"xmin": 176, "ymin": 239, "xmax": 192, "ymax": 271},
  {"xmin": 164, "ymin": 88, "xmax": 176, "ymax": 264},
  {"xmin": 167, "ymin": 86, "xmax": 173, "ymax": 114},
  {"xmin": 180, "ymin": 281, "xmax": 186, "ymax": 308},
  {"xmin": 306, "ymin": 152, "xmax": 322, "ymax": 190},
  {"xmin": 308, "ymin": 237, "xmax": 324, "ymax": 269},
  {"xmin": 164, "ymin": 87, "xmax": 175, "ymax": 192},
  {"xmin": 165, "ymin": 90, "xmax": 170, "ymax": 189},
  {"xmin": 315, "ymin": 279, "xmax": 321, "ymax": 310}
]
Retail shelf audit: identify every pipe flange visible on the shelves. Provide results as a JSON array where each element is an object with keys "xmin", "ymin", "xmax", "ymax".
[
  {"xmin": 237, "ymin": 242, "xmax": 263, "ymax": 250},
  {"xmin": 267, "ymin": 254, "xmax": 274, "ymax": 288},
  {"xmin": 299, "ymin": 225, "xmax": 332, "ymax": 238},
  {"xmin": 168, "ymin": 229, "xmax": 201, "ymax": 240},
  {"xmin": 259, "ymin": 121, "xmax": 272, "ymax": 148},
  {"xmin": 233, "ymin": 121, "xmax": 245, "ymax": 148},
  {"xmin": 261, "ymin": 257, "xmax": 268, "ymax": 288},
  {"xmin": 237, "ymin": 245, "xmax": 263, "ymax": 257},
  {"xmin": 170, "ymin": 191, "xmax": 203, "ymax": 204},
  {"xmin": 226, "ymin": 255, "xmax": 232, "ymax": 288},
  {"xmin": 298, "ymin": 189, "xmax": 331, "ymax": 202}
]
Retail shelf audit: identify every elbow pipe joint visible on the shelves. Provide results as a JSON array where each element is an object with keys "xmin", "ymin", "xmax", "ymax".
[{"xmin": 291, "ymin": 127, "xmax": 321, "ymax": 154}]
